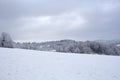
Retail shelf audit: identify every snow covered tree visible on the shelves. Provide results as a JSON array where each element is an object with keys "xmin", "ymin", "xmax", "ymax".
[
  {"xmin": 0, "ymin": 36, "xmax": 2, "ymax": 47},
  {"xmin": 12, "ymin": 39, "xmax": 120, "ymax": 56},
  {"xmin": 0, "ymin": 32, "xmax": 13, "ymax": 48}
]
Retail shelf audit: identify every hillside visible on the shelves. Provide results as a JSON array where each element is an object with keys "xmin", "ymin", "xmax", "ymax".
[{"xmin": 0, "ymin": 48, "xmax": 120, "ymax": 80}]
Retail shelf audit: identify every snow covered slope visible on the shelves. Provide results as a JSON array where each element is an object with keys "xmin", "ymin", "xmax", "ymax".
[{"xmin": 0, "ymin": 48, "xmax": 120, "ymax": 80}]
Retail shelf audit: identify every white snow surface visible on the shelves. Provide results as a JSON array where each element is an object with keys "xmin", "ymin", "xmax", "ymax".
[{"xmin": 0, "ymin": 48, "xmax": 120, "ymax": 80}]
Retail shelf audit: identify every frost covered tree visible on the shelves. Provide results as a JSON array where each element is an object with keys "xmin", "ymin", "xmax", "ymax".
[
  {"xmin": 0, "ymin": 32, "xmax": 13, "ymax": 48},
  {"xmin": 13, "ymin": 39, "xmax": 120, "ymax": 56},
  {"xmin": 0, "ymin": 36, "xmax": 2, "ymax": 47}
]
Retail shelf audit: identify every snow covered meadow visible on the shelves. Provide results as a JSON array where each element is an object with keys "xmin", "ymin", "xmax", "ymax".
[
  {"xmin": 0, "ymin": 48, "xmax": 120, "ymax": 80},
  {"xmin": 0, "ymin": 0, "xmax": 120, "ymax": 79}
]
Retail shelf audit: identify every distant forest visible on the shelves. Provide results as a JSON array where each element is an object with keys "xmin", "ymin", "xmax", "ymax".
[{"xmin": 0, "ymin": 32, "xmax": 120, "ymax": 56}]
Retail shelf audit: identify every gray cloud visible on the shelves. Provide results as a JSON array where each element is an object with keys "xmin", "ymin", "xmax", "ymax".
[{"xmin": 0, "ymin": 0, "xmax": 120, "ymax": 42}]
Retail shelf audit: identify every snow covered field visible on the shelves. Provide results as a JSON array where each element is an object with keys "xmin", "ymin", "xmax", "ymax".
[{"xmin": 0, "ymin": 48, "xmax": 120, "ymax": 80}]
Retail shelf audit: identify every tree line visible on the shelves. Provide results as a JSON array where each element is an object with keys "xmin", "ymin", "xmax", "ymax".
[{"xmin": 0, "ymin": 32, "xmax": 120, "ymax": 56}]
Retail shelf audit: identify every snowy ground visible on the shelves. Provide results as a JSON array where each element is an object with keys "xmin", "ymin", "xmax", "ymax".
[{"xmin": 0, "ymin": 48, "xmax": 120, "ymax": 80}]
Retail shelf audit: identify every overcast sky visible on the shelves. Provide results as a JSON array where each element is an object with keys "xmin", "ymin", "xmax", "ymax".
[{"xmin": 0, "ymin": 0, "xmax": 120, "ymax": 42}]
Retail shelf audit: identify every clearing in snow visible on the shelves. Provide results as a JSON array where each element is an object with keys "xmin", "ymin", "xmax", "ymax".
[{"xmin": 0, "ymin": 48, "xmax": 120, "ymax": 80}]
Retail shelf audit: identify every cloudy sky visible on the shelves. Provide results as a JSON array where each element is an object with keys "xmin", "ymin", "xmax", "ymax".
[{"xmin": 0, "ymin": 0, "xmax": 120, "ymax": 42}]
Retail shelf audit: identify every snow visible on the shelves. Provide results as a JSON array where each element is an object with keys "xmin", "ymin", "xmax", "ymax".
[
  {"xmin": 49, "ymin": 49, "xmax": 56, "ymax": 52},
  {"xmin": 0, "ymin": 48, "xmax": 120, "ymax": 80}
]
